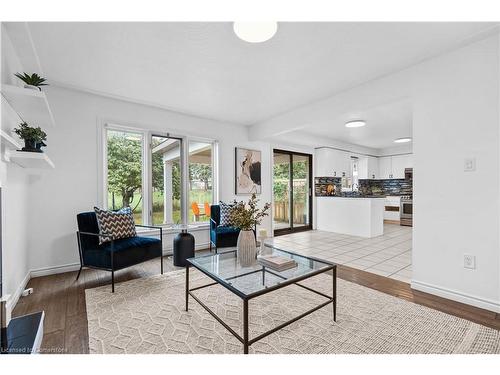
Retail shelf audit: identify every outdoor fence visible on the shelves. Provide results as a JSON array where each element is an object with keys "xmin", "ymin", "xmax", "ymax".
[{"xmin": 273, "ymin": 201, "xmax": 307, "ymax": 224}]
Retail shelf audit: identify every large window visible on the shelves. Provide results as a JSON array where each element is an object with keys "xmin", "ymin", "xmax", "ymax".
[
  {"xmin": 106, "ymin": 129, "xmax": 144, "ymax": 224},
  {"xmin": 188, "ymin": 141, "xmax": 213, "ymax": 223},
  {"xmin": 104, "ymin": 125, "xmax": 216, "ymax": 227}
]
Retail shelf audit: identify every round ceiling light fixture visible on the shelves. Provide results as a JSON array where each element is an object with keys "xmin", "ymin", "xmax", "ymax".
[
  {"xmin": 233, "ymin": 22, "xmax": 278, "ymax": 43},
  {"xmin": 345, "ymin": 120, "xmax": 366, "ymax": 128},
  {"xmin": 394, "ymin": 137, "xmax": 412, "ymax": 143}
]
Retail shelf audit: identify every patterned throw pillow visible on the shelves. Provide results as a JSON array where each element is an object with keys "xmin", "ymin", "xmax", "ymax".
[
  {"xmin": 219, "ymin": 201, "xmax": 234, "ymax": 226},
  {"xmin": 94, "ymin": 206, "xmax": 137, "ymax": 245}
]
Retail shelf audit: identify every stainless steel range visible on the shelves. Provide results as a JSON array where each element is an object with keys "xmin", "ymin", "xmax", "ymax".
[{"xmin": 400, "ymin": 195, "xmax": 413, "ymax": 227}]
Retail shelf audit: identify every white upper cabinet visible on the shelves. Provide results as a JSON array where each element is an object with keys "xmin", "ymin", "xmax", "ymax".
[
  {"xmin": 316, "ymin": 149, "xmax": 412, "ymax": 180},
  {"xmin": 378, "ymin": 156, "xmax": 393, "ymax": 179},
  {"xmin": 358, "ymin": 157, "xmax": 368, "ymax": 179},
  {"xmin": 367, "ymin": 157, "xmax": 379, "ymax": 179},
  {"xmin": 315, "ymin": 148, "xmax": 354, "ymax": 177},
  {"xmin": 391, "ymin": 154, "xmax": 413, "ymax": 178},
  {"xmin": 315, "ymin": 148, "xmax": 332, "ymax": 176},
  {"xmin": 358, "ymin": 156, "xmax": 379, "ymax": 179},
  {"xmin": 378, "ymin": 154, "xmax": 413, "ymax": 179}
]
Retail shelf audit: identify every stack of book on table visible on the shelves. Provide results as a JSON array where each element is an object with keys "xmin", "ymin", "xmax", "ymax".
[{"xmin": 257, "ymin": 254, "xmax": 297, "ymax": 272}]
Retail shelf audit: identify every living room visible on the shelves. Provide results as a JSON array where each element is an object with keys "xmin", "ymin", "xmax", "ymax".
[{"xmin": 1, "ymin": 1, "xmax": 499, "ymax": 372}]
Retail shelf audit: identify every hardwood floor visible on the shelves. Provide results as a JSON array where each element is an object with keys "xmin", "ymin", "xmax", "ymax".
[{"xmin": 12, "ymin": 253, "xmax": 500, "ymax": 354}]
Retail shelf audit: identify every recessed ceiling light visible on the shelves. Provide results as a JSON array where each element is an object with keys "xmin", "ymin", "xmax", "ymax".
[
  {"xmin": 345, "ymin": 120, "xmax": 366, "ymax": 128},
  {"xmin": 394, "ymin": 137, "xmax": 412, "ymax": 143},
  {"xmin": 233, "ymin": 22, "xmax": 278, "ymax": 43}
]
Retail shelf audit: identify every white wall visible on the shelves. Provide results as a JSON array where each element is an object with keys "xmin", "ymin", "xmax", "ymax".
[
  {"xmin": 1, "ymin": 25, "xmax": 32, "ymax": 315},
  {"xmin": 0, "ymin": 163, "xmax": 31, "ymax": 314},
  {"xmin": 411, "ymin": 35, "xmax": 500, "ymax": 312}
]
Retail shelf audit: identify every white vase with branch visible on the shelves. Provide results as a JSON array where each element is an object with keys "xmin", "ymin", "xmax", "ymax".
[{"xmin": 229, "ymin": 194, "xmax": 270, "ymax": 266}]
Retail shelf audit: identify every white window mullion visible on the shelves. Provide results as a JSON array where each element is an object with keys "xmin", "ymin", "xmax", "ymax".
[
  {"xmin": 143, "ymin": 130, "xmax": 151, "ymax": 225},
  {"xmin": 181, "ymin": 136, "xmax": 189, "ymax": 225},
  {"xmin": 212, "ymin": 141, "xmax": 219, "ymax": 204}
]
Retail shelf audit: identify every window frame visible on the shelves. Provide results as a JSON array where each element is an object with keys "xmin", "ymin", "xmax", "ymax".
[
  {"xmin": 99, "ymin": 121, "xmax": 218, "ymax": 228},
  {"xmin": 187, "ymin": 138, "xmax": 216, "ymax": 224}
]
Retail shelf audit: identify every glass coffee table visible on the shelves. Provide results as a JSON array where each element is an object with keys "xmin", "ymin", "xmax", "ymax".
[{"xmin": 186, "ymin": 244, "xmax": 337, "ymax": 354}]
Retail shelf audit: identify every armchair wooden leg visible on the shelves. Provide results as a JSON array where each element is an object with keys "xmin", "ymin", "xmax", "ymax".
[
  {"xmin": 209, "ymin": 241, "xmax": 212, "ymax": 252},
  {"xmin": 111, "ymin": 270, "xmax": 115, "ymax": 293},
  {"xmin": 161, "ymin": 254, "xmax": 164, "ymax": 274},
  {"xmin": 76, "ymin": 266, "xmax": 82, "ymax": 281}
]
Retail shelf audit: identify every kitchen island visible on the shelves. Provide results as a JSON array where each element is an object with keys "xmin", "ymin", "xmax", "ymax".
[{"xmin": 316, "ymin": 196, "xmax": 385, "ymax": 238}]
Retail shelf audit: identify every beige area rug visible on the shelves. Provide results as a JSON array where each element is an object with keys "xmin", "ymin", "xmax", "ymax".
[{"xmin": 85, "ymin": 269, "xmax": 500, "ymax": 354}]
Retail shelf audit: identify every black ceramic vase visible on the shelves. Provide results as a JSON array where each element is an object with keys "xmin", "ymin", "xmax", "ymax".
[{"xmin": 173, "ymin": 229, "xmax": 195, "ymax": 267}]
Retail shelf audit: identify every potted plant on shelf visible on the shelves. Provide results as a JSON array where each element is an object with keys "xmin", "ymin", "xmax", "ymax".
[
  {"xmin": 229, "ymin": 193, "xmax": 270, "ymax": 266},
  {"xmin": 13, "ymin": 122, "xmax": 47, "ymax": 153},
  {"xmin": 14, "ymin": 72, "xmax": 48, "ymax": 91}
]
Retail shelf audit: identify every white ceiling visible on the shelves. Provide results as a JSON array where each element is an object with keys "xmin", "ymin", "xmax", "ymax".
[
  {"xmin": 25, "ymin": 22, "xmax": 497, "ymax": 126},
  {"xmin": 303, "ymin": 99, "xmax": 414, "ymax": 149},
  {"xmin": 14, "ymin": 22, "xmax": 498, "ymax": 149}
]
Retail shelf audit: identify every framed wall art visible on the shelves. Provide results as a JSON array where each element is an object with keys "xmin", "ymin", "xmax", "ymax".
[{"xmin": 235, "ymin": 147, "xmax": 262, "ymax": 195}]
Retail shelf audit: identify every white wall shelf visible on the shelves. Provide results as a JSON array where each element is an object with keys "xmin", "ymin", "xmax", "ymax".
[
  {"xmin": 1, "ymin": 84, "xmax": 55, "ymax": 128},
  {"xmin": 1, "ymin": 129, "xmax": 22, "ymax": 150},
  {"xmin": 5, "ymin": 150, "xmax": 55, "ymax": 169}
]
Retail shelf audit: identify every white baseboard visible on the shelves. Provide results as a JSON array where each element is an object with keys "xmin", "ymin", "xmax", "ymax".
[
  {"xmin": 411, "ymin": 279, "xmax": 500, "ymax": 313},
  {"xmin": 30, "ymin": 262, "xmax": 81, "ymax": 278},
  {"xmin": 5, "ymin": 270, "xmax": 31, "ymax": 323}
]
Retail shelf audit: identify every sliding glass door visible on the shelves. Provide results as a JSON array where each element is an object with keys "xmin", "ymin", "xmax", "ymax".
[{"xmin": 273, "ymin": 149, "xmax": 312, "ymax": 235}]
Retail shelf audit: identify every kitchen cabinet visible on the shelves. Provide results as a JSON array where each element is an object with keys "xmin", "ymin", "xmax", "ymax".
[
  {"xmin": 317, "ymin": 196, "xmax": 385, "ymax": 237},
  {"xmin": 378, "ymin": 156, "xmax": 393, "ymax": 179},
  {"xmin": 358, "ymin": 156, "xmax": 379, "ymax": 179},
  {"xmin": 316, "ymin": 149, "xmax": 412, "ymax": 180},
  {"xmin": 384, "ymin": 196, "xmax": 401, "ymax": 222},
  {"xmin": 315, "ymin": 148, "xmax": 352, "ymax": 177},
  {"xmin": 391, "ymin": 154, "xmax": 412, "ymax": 178},
  {"xmin": 378, "ymin": 154, "xmax": 413, "ymax": 179}
]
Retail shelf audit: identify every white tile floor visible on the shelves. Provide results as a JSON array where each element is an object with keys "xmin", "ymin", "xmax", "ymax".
[{"xmin": 266, "ymin": 224, "xmax": 413, "ymax": 283}]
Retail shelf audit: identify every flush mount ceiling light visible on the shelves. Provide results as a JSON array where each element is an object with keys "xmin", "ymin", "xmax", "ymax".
[
  {"xmin": 345, "ymin": 120, "xmax": 366, "ymax": 128},
  {"xmin": 394, "ymin": 137, "xmax": 412, "ymax": 143},
  {"xmin": 233, "ymin": 22, "xmax": 278, "ymax": 43}
]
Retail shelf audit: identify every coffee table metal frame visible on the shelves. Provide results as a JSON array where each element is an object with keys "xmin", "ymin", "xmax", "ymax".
[{"xmin": 185, "ymin": 249, "xmax": 336, "ymax": 354}]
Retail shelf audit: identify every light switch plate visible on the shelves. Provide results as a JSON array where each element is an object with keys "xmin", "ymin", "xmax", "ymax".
[
  {"xmin": 464, "ymin": 158, "xmax": 476, "ymax": 172},
  {"xmin": 464, "ymin": 254, "xmax": 476, "ymax": 269}
]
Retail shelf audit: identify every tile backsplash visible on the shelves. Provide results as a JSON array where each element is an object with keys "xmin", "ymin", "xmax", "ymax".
[
  {"xmin": 315, "ymin": 177, "xmax": 342, "ymax": 196},
  {"xmin": 359, "ymin": 178, "xmax": 412, "ymax": 196}
]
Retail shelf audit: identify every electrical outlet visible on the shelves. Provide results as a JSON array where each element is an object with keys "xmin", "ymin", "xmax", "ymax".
[
  {"xmin": 21, "ymin": 288, "xmax": 34, "ymax": 297},
  {"xmin": 464, "ymin": 254, "xmax": 476, "ymax": 269},
  {"xmin": 464, "ymin": 158, "xmax": 476, "ymax": 172}
]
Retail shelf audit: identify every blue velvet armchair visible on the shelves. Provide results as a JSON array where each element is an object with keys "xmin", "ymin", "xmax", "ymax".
[
  {"xmin": 209, "ymin": 204, "xmax": 241, "ymax": 253},
  {"xmin": 76, "ymin": 211, "xmax": 163, "ymax": 292}
]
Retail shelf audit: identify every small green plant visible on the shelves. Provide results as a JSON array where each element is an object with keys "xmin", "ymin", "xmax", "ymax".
[
  {"xmin": 14, "ymin": 72, "xmax": 48, "ymax": 91},
  {"xmin": 229, "ymin": 193, "xmax": 270, "ymax": 231},
  {"xmin": 14, "ymin": 122, "xmax": 47, "ymax": 143}
]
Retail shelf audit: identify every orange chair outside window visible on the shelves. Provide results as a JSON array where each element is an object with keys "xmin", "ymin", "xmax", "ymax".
[
  {"xmin": 204, "ymin": 202, "xmax": 211, "ymax": 218},
  {"xmin": 191, "ymin": 202, "xmax": 200, "ymax": 221}
]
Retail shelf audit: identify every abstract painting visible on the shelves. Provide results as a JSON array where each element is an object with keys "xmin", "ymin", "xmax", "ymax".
[{"xmin": 235, "ymin": 147, "xmax": 262, "ymax": 194}]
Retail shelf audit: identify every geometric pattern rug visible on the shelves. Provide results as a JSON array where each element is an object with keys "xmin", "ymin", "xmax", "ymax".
[{"xmin": 85, "ymin": 269, "xmax": 500, "ymax": 354}]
